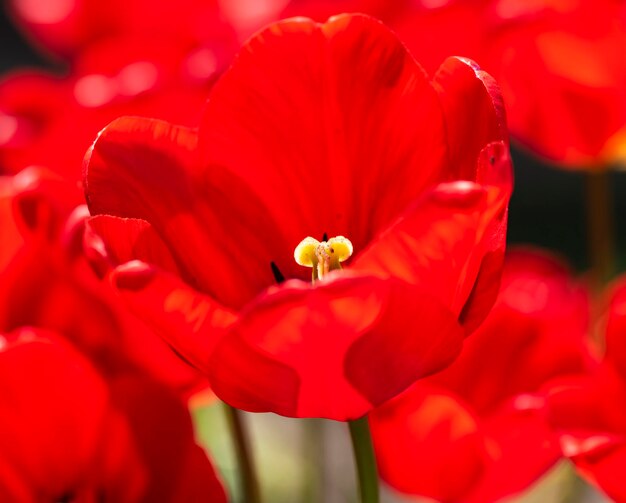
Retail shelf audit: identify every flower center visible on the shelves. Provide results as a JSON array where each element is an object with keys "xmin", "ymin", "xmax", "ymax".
[{"xmin": 294, "ymin": 235, "xmax": 353, "ymax": 282}]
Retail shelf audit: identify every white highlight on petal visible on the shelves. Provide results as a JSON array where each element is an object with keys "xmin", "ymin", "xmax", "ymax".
[
  {"xmin": 0, "ymin": 114, "xmax": 18, "ymax": 145},
  {"xmin": 14, "ymin": 0, "xmax": 75, "ymax": 25},
  {"xmin": 117, "ymin": 61, "xmax": 159, "ymax": 97},
  {"xmin": 74, "ymin": 74, "xmax": 116, "ymax": 108}
]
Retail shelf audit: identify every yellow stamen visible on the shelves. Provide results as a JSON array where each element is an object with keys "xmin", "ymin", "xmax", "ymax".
[{"xmin": 294, "ymin": 235, "xmax": 353, "ymax": 282}]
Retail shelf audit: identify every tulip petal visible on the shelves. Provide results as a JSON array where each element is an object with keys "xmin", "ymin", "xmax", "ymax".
[
  {"xmin": 433, "ymin": 56, "xmax": 509, "ymax": 183},
  {"xmin": 353, "ymin": 176, "xmax": 508, "ymax": 327},
  {"xmin": 604, "ymin": 278, "xmax": 626, "ymax": 381},
  {"xmin": 464, "ymin": 395, "xmax": 562, "ymax": 503},
  {"xmin": 546, "ymin": 367, "xmax": 626, "ymax": 501},
  {"xmin": 85, "ymin": 215, "xmax": 181, "ymax": 277},
  {"xmin": 110, "ymin": 261, "xmax": 236, "ymax": 371},
  {"xmin": 208, "ymin": 274, "xmax": 464, "ymax": 419},
  {"xmin": 85, "ymin": 116, "xmax": 286, "ymax": 308},
  {"xmin": 428, "ymin": 248, "xmax": 591, "ymax": 412},
  {"xmin": 108, "ymin": 375, "xmax": 227, "ymax": 502},
  {"xmin": 0, "ymin": 177, "xmax": 23, "ymax": 271},
  {"xmin": 0, "ymin": 329, "xmax": 145, "ymax": 501},
  {"xmin": 198, "ymin": 13, "xmax": 451, "ymax": 263},
  {"xmin": 370, "ymin": 384, "xmax": 487, "ymax": 502}
]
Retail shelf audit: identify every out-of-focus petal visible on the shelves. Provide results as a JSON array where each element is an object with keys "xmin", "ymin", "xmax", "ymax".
[
  {"xmin": 7, "ymin": 0, "xmax": 234, "ymax": 61},
  {"xmin": 465, "ymin": 395, "xmax": 561, "ymax": 502},
  {"xmin": 0, "ymin": 329, "xmax": 146, "ymax": 501},
  {"xmin": 604, "ymin": 277, "xmax": 626, "ymax": 380},
  {"xmin": 546, "ymin": 367, "xmax": 626, "ymax": 501},
  {"xmin": 108, "ymin": 375, "xmax": 227, "ymax": 502},
  {"xmin": 370, "ymin": 384, "xmax": 486, "ymax": 502},
  {"xmin": 429, "ymin": 248, "xmax": 591, "ymax": 413}
]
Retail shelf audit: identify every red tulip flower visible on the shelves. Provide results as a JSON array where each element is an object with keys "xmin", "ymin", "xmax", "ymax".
[
  {"xmin": 483, "ymin": 0, "xmax": 626, "ymax": 168},
  {"xmin": 0, "ymin": 328, "xmax": 226, "ymax": 502},
  {"xmin": 0, "ymin": 169, "xmax": 205, "ymax": 396},
  {"xmin": 547, "ymin": 276, "xmax": 626, "ymax": 502},
  {"xmin": 370, "ymin": 249, "xmax": 594, "ymax": 502},
  {"xmin": 84, "ymin": 14, "xmax": 512, "ymax": 420}
]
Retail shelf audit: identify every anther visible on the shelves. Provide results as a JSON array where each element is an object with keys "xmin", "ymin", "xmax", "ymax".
[{"xmin": 294, "ymin": 235, "xmax": 353, "ymax": 282}]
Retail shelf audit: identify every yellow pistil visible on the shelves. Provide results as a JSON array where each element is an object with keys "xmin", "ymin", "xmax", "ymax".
[{"xmin": 294, "ymin": 235, "xmax": 353, "ymax": 282}]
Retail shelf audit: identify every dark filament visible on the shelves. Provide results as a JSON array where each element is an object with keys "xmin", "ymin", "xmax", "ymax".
[
  {"xmin": 270, "ymin": 261, "xmax": 286, "ymax": 283},
  {"xmin": 322, "ymin": 232, "xmax": 328, "ymax": 242}
]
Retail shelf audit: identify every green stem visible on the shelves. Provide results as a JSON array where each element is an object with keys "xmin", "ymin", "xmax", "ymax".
[
  {"xmin": 224, "ymin": 405, "xmax": 261, "ymax": 503},
  {"xmin": 348, "ymin": 416, "xmax": 380, "ymax": 503},
  {"xmin": 303, "ymin": 419, "xmax": 324, "ymax": 503},
  {"xmin": 585, "ymin": 170, "xmax": 615, "ymax": 288},
  {"xmin": 560, "ymin": 463, "xmax": 585, "ymax": 503}
]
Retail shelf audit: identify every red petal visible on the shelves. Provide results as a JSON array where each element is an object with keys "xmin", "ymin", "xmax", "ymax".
[
  {"xmin": 198, "ymin": 14, "xmax": 452, "ymax": 263},
  {"xmin": 371, "ymin": 386, "xmax": 561, "ymax": 502},
  {"xmin": 579, "ymin": 445, "xmax": 626, "ymax": 502},
  {"xmin": 353, "ymin": 178, "xmax": 508, "ymax": 327},
  {"xmin": 0, "ymin": 214, "xmax": 207, "ymax": 396},
  {"xmin": 0, "ymin": 330, "xmax": 145, "ymax": 501},
  {"xmin": 546, "ymin": 365, "xmax": 626, "ymax": 500},
  {"xmin": 11, "ymin": 167, "xmax": 83, "ymax": 240},
  {"xmin": 85, "ymin": 116, "xmax": 281, "ymax": 308},
  {"xmin": 464, "ymin": 396, "xmax": 561, "ymax": 502},
  {"xmin": 487, "ymin": 0, "xmax": 626, "ymax": 167},
  {"xmin": 547, "ymin": 367, "xmax": 626, "ymax": 449},
  {"xmin": 433, "ymin": 56, "xmax": 510, "ymax": 183},
  {"xmin": 7, "ymin": 0, "xmax": 232, "ymax": 60},
  {"xmin": 604, "ymin": 277, "xmax": 626, "ymax": 380},
  {"xmin": 392, "ymin": 3, "xmax": 484, "ymax": 75},
  {"xmin": 0, "ymin": 329, "xmax": 226, "ymax": 501},
  {"xmin": 110, "ymin": 261, "xmax": 236, "ymax": 371},
  {"xmin": 370, "ymin": 383, "xmax": 487, "ymax": 502},
  {"xmin": 108, "ymin": 375, "xmax": 227, "ymax": 502},
  {"xmin": 85, "ymin": 215, "xmax": 181, "ymax": 277},
  {"xmin": 428, "ymin": 248, "xmax": 592, "ymax": 413},
  {"xmin": 208, "ymin": 274, "xmax": 464, "ymax": 419},
  {"xmin": 0, "ymin": 177, "xmax": 24, "ymax": 271},
  {"xmin": 0, "ymin": 72, "xmax": 69, "ymax": 176}
]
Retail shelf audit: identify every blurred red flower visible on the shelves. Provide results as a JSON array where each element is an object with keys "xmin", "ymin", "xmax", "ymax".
[
  {"xmin": 370, "ymin": 249, "xmax": 594, "ymax": 502},
  {"xmin": 84, "ymin": 14, "xmax": 512, "ymax": 420},
  {"xmin": 480, "ymin": 0, "xmax": 626, "ymax": 168},
  {"xmin": 0, "ymin": 169, "xmax": 205, "ymax": 396},
  {"xmin": 0, "ymin": 328, "xmax": 226, "ymax": 502},
  {"xmin": 0, "ymin": 34, "xmax": 227, "ymax": 183},
  {"xmin": 547, "ymin": 276, "xmax": 626, "ymax": 502},
  {"xmin": 6, "ymin": 0, "xmax": 235, "ymax": 61}
]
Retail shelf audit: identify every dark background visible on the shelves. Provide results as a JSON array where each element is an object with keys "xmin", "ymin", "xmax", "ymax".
[{"xmin": 2, "ymin": 5, "xmax": 625, "ymax": 274}]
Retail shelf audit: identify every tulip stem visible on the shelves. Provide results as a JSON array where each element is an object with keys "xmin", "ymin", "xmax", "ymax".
[
  {"xmin": 348, "ymin": 416, "xmax": 380, "ymax": 503},
  {"xmin": 224, "ymin": 404, "xmax": 261, "ymax": 503},
  {"xmin": 585, "ymin": 170, "xmax": 615, "ymax": 288}
]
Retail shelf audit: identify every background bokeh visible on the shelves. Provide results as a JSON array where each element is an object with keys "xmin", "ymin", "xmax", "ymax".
[{"xmin": 0, "ymin": 3, "xmax": 622, "ymax": 502}]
